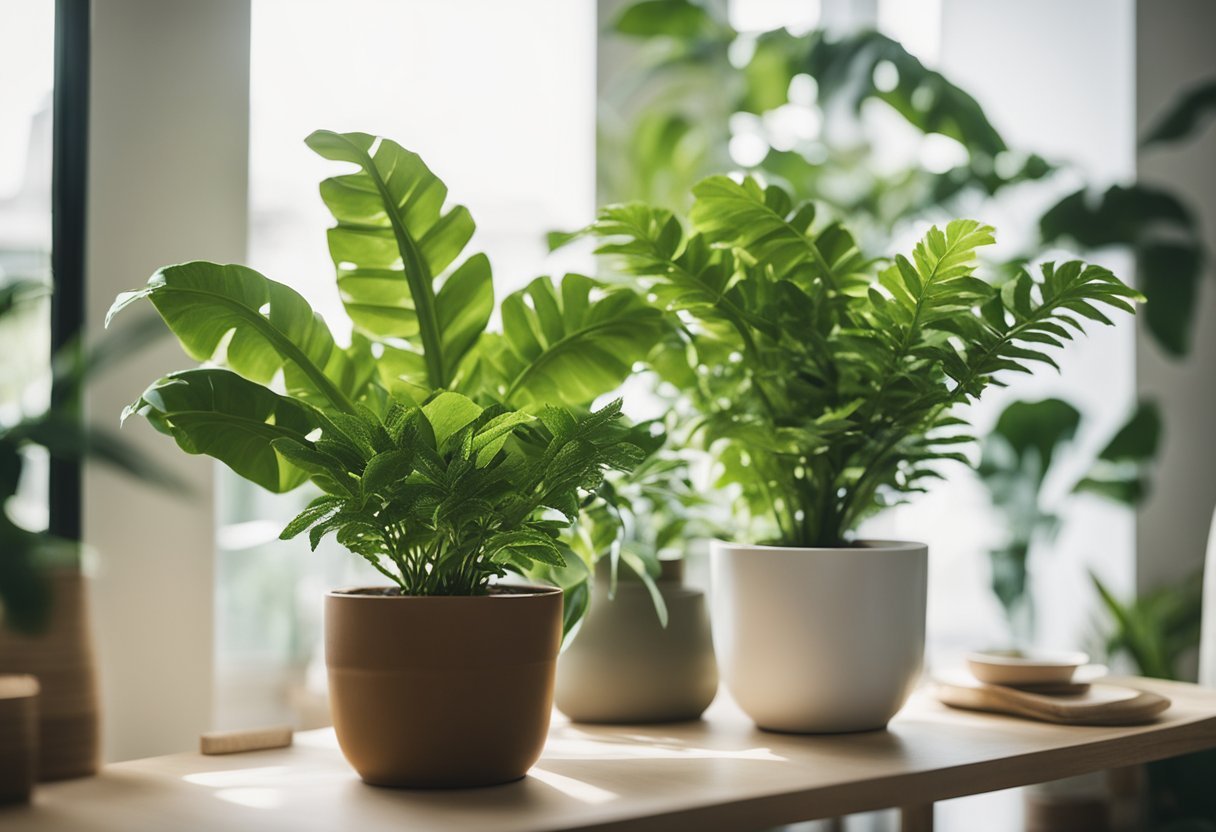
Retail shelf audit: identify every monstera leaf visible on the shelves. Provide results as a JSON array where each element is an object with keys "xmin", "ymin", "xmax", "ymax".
[
  {"xmin": 125, "ymin": 368, "xmax": 321, "ymax": 493},
  {"xmin": 107, "ymin": 261, "xmax": 366, "ymax": 414},
  {"xmin": 487, "ymin": 275, "xmax": 666, "ymax": 409},
  {"xmin": 306, "ymin": 130, "xmax": 493, "ymax": 394}
]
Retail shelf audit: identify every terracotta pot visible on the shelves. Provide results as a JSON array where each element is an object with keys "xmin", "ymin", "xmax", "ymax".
[
  {"xmin": 0, "ymin": 569, "xmax": 100, "ymax": 780},
  {"xmin": 556, "ymin": 559, "xmax": 718, "ymax": 723},
  {"xmin": 0, "ymin": 675, "xmax": 39, "ymax": 804},
  {"xmin": 325, "ymin": 584, "xmax": 563, "ymax": 788}
]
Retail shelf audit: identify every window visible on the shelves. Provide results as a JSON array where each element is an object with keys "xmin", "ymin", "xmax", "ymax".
[
  {"xmin": 0, "ymin": 2, "xmax": 55, "ymax": 532},
  {"xmin": 216, "ymin": 0, "xmax": 597, "ymax": 729}
]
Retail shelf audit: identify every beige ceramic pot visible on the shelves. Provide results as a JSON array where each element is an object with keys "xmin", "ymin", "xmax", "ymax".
[
  {"xmin": 0, "ymin": 569, "xmax": 100, "ymax": 780},
  {"xmin": 325, "ymin": 584, "xmax": 563, "ymax": 788},
  {"xmin": 0, "ymin": 675, "xmax": 39, "ymax": 804},
  {"xmin": 555, "ymin": 559, "xmax": 718, "ymax": 723}
]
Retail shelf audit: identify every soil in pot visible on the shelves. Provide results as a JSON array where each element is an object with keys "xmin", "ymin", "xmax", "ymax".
[{"xmin": 326, "ymin": 584, "xmax": 562, "ymax": 788}]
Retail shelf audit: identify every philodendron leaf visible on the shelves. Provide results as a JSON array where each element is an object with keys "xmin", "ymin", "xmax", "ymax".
[
  {"xmin": 125, "ymin": 368, "xmax": 321, "ymax": 492},
  {"xmin": 492, "ymin": 274, "xmax": 666, "ymax": 408},
  {"xmin": 107, "ymin": 261, "xmax": 361, "ymax": 414},
  {"xmin": 307, "ymin": 130, "xmax": 493, "ymax": 393}
]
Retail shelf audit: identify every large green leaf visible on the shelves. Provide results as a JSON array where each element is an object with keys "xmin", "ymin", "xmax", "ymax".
[
  {"xmin": 490, "ymin": 275, "xmax": 666, "ymax": 408},
  {"xmin": 306, "ymin": 130, "xmax": 492, "ymax": 392},
  {"xmin": 125, "ymin": 368, "xmax": 321, "ymax": 492},
  {"xmin": 107, "ymin": 261, "xmax": 360, "ymax": 414}
]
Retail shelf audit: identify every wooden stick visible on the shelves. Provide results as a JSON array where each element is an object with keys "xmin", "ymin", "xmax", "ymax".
[{"xmin": 200, "ymin": 726, "xmax": 293, "ymax": 755}]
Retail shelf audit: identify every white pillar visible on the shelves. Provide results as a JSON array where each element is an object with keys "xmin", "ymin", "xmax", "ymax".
[
  {"xmin": 86, "ymin": 0, "xmax": 249, "ymax": 761},
  {"xmin": 1134, "ymin": 0, "xmax": 1216, "ymax": 597}
]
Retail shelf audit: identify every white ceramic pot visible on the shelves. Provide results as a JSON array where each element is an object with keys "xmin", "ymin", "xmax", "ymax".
[{"xmin": 710, "ymin": 539, "xmax": 927, "ymax": 733}]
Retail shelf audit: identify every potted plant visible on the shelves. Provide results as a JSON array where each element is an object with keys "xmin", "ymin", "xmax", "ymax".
[
  {"xmin": 1, "ymin": 280, "xmax": 171, "ymax": 782},
  {"xmin": 553, "ymin": 435, "xmax": 720, "ymax": 723},
  {"xmin": 574, "ymin": 175, "xmax": 1141, "ymax": 732},
  {"xmin": 107, "ymin": 131, "xmax": 659, "ymax": 786}
]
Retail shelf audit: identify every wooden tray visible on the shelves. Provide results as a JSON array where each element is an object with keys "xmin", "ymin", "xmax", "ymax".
[{"xmin": 934, "ymin": 677, "xmax": 1170, "ymax": 726}]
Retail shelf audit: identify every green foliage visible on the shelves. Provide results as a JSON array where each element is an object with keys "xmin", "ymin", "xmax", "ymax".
[
  {"xmin": 2, "ymin": 282, "xmax": 172, "ymax": 633},
  {"xmin": 603, "ymin": 2, "xmax": 1206, "ymax": 363},
  {"xmin": 977, "ymin": 399, "xmax": 1081, "ymax": 631},
  {"xmin": 561, "ymin": 423, "xmax": 724, "ymax": 626},
  {"xmin": 978, "ymin": 398, "xmax": 1161, "ymax": 642},
  {"xmin": 1041, "ymin": 184, "xmax": 1206, "ymax": 357},
  {"xmin": 482, "ymin": 274, "xmax": 668, "ymax": 409},
  {"xmin": 579, "ymin": 175, "xmax": 1140, "ymax": 547},
  {"xmin": 1141, "ymin": 78, "xmax": 1216, "ymax": 147},
  {"xmin": 277, "ymin": 394, "xmax": 642, "ymax": 596},
  {"xmin": 1092, "ymin": 570, "xmax": 1202, "ymax": 683},
  {"xmin": 600, "ymin": 5, "xmax": 1046, "ymax": 227},
  {"xmin": 306, "ymin": 130, "xmax": 488, "ymax": 396},
  {"xmin": 110, "ymin": 131, "xmax": 655, "ymax": 601}
]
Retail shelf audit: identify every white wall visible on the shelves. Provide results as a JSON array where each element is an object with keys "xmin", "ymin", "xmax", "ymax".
[
  {"xmin": 86, "ymin": 0, "xmax": 249, "ymax": 761},
  {"xmin": 1134, "ymin": 0, "xmax": 1216, "ymax": 598},
  {"xmin": 927, "ymin": 0, "xmax": 1137, "ymax": 651}
]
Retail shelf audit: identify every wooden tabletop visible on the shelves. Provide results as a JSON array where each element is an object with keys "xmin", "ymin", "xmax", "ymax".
[{"xmin": 5, "ymin": 677, "xmax": 1216, "ymax": 832}]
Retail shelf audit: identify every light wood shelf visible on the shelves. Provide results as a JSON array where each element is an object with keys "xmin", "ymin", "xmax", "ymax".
[{"xmin": 4, "ymin": 677, "xmax": 1215, "ymax": 831}]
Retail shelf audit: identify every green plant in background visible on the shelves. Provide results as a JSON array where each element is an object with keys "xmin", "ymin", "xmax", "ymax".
[
  {"xmin": 978, "ymin": 398, "xmax": 1161, "ymax": 643},
  {"xmin": 0, "ymin": 281, "xmax": 172, "ymax": 633},
  {"xmin": 557, "ymin": 426, "xmax": 724, "ymax": 627},
  {"xmin": 600, "ymin": 3, "xmax": 1049, "ymax": 233},
  {"xmin": 574, "ymin": 176, "xmax": 1140, "ymax": 547},
  {"xmin": 1043, "ymin": 77, "xmax": 1215, "ymax": 357},
  {"xmin": 1091, "ymin": 573, "xmax": 1215, "ymax": 830},
  {"xmin": 109, "ymin": 131, "xmax": 658, "ymax": 609},
  {"xmin": 602, "ymin": 1, "xmax": 1209, "ymax": 360}
]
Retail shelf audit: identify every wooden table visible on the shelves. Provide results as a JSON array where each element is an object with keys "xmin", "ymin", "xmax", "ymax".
[{"xmin": 5, "ymin": 678, "xmax": 1216, "ymax": 832}]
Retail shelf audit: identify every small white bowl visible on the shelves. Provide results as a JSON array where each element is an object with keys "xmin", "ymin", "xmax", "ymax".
[{"xmin": 966, "ymin": 649, "xmax": 1090, "ymax": 686}]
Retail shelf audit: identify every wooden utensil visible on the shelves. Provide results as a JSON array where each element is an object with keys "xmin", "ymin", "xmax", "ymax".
[{"xmin": 935, "ymin": 676, "xmax": 1170, "ymax": 726}]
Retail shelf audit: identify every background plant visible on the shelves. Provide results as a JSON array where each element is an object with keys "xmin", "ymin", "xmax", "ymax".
[
  {"xmin": 978, "ymin": 398, "xmax": 1161, "ymax": 644},
  {"xmin": 109, "ymin": 131, "xmax": 660, "ymax": 604},
  {"xmin": 1, "ymin": 280, "xmax": 171, "ymax": 632},
  {"xmin": 601, "ymin": 1, "xmax": 1210, "ymax": 358},
  {"xmin": 577, "ymin": 176, "xmax": 1139, "ymax": 547}
]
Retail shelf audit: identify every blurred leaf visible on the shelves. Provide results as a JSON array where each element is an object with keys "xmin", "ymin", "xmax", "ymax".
[
  {"xmin": 613, "ymin": 0, "xmax": 723, "ymax": 40},
  {"xmin": 1092, "ymin": 570, "xmax": 1203, "ymax": 682},
  {"xmin": 1141, "ymin": 77, "xmax": 1216, "ymax": 147},
  {"xmin": 0, "ymin": 280, "xmax": 49, "ymax": 319},
  {"xmin": 1040, "ymin": 184, "xmax": 1207, "ymax": 358},
  {"xmin": 982, "ymin": 398, "xmax": 1081, "ymax": 485},
  {"xmin": 806, "ymin": 29, "xmax": 1006, "ymax": 157},
  {"xmin": 1040, "ymin": 184, "xmax": 1195, "ymax": 248},
  {"xmin": 1141, "ymin": 241, "xmax": 1205, "ymax": 356},
  {"xmin": 1073, "ymin": 400, "xmax": 1161, "ymax": 505},
  {"xmin": 0, "ymin": 521, "xmax": 51, "ymax": 634}
]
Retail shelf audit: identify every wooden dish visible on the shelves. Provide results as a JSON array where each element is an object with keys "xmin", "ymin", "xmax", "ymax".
[
  {"xmin": 935, "ymin": 677, "xmax": 1170, "ymax": 726},
  {"xmin": 966, "ymin": 649, "xmax": 1089, "ymax": 686}
]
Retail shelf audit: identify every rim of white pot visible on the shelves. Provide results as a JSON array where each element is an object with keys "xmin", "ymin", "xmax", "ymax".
[{"xmin": 711, "ymin": 538, "xmax": 926, "ymax": 553}]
